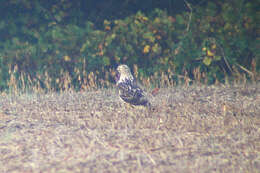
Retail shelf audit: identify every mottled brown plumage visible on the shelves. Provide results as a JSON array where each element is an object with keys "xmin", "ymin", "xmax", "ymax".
[{"xmin": 116, "ymin": 65, "xmax": 150, "ymax": 107}]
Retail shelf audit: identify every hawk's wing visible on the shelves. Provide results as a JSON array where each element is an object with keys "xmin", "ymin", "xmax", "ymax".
[{"xmin": 117, "ymin": 79, "xmax": 149, "ymax": 106}]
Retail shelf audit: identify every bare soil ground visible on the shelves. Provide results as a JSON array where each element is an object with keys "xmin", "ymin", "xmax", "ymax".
[{"xmin": 0, "ymin": 84, "xmax": 259, "ymax": 173}]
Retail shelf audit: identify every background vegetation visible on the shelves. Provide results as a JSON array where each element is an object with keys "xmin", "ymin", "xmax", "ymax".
[
  {"xmin": 0, "ymin": 1, "xmax": 259, "ymax": 172},
  {"xmin": 0, "ymin": 0, "xmax": 259, "ymax": 91}
]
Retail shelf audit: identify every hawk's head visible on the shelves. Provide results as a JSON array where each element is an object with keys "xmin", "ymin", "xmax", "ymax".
[{"xmin": 116, "ymin": 64, "xmax": 134, "ymax": 84}]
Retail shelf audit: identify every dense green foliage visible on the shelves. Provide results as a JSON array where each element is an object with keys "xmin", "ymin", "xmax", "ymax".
[{"xmin": 0, "ymin": 0, "xmax": 259, "ymax": 90}]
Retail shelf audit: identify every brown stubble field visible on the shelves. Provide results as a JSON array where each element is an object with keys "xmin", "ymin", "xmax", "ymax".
[{"xmin": 0, "ymin": 84, "xmax": 259, "ymax": 173}]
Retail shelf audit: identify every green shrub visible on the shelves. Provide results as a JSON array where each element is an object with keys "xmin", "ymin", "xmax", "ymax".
[{"xmin": 0, "ymin": 0, "xmax": 258, "ymax": 91}]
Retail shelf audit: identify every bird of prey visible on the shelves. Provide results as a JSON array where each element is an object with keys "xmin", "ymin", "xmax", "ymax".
[{"xmin": 115, "ymin": 64, "xmax": 150, "ymax": 107}]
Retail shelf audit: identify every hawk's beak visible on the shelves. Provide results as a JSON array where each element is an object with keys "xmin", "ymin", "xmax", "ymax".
[{"xmin": 115, "ymin": 70, "xmax": 120, "ymax": 82}]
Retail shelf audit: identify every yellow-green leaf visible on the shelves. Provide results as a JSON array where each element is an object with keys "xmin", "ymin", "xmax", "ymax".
[
  {"xmin": 103, "ymin": 57, "xmax": 110, "ymax": 66},
  {"xmin": 203, "ymin": 57, "xmax": 212, "ymax": 66},
  {"xmin": 215, "ymin": 56, "xmax": 221, "ymax": 61}
]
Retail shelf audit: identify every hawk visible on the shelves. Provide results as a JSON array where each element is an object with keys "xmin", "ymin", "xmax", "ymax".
[{"xmin": 115, "ymin": 64, "xmax": 150, "ymax": 107}]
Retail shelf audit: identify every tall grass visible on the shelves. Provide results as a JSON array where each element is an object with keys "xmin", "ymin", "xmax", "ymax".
[{"xmin": 5, "ymin": 60, "xmax": 259, "ymax": 94}]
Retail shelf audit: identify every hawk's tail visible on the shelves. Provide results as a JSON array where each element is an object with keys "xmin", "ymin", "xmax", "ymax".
[{"xmin": 145, "ymin": 101, "xmax": 153, "ymax": 111}]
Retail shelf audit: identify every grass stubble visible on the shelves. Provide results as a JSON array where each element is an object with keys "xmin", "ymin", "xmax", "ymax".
[{"xmin": 0, "ymin": 84, "xmax": 259, "ymax": 173}]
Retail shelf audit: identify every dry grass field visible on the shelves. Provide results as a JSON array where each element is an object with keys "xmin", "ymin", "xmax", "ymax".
[{"xmin": 0, "ymin": 84, "xmax": 259, "ymax": 173}]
